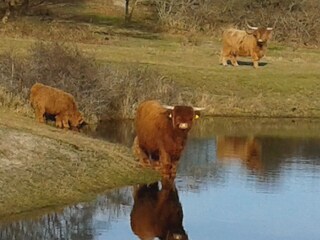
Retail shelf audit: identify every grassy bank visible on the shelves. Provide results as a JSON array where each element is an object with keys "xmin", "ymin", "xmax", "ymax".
[{"xmin": 0, "ymin": 108, "xmax": 158, "ymax": 217}]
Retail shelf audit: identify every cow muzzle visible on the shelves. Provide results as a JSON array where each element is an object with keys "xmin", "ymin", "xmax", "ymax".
[{"xmin": 178, "ymin": 123, "xmax": 189, "ymax": 130}]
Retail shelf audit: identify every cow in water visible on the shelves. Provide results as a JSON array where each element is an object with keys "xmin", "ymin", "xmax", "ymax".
[
  {"xmin": 130, "ymin": 178, "xmax": 188, "ymax": 240},
  {"xmin": 220, "ymin": 23, "xmax": 273, "ymax": 68},
  {"xmin": 133, "ymin": 100, "xmax": 204, "ymax": 176}
]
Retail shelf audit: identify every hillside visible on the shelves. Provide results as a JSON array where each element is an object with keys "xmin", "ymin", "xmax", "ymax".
[
  {"xmin": 0, "ymin": 1, "xmax": 319, "ymax": 119},
  {"xmin": 0, "ymin": 109, "xmax": 158, "ymax": 216}
]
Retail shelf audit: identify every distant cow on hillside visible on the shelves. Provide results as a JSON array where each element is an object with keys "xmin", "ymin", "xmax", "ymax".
[
  {"xmin": 220, "ymin": 23, "xmax": 273, "ymax": 68},
  {"xmin": 130, "ymin": 179, "xmax": 188, "ymax": 240},
  {"xmin": 30, "ymin": 83, "xmax": 85, "ymax": 130},
  {"xmin": 133, "ymin": 100, "xmax": 204, "ymax": 176}
]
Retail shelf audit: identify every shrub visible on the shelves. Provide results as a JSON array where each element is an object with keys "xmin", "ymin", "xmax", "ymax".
[
  {"xmin": 99, "ymin": 65, "xmax": 182, "ymax": 119},
  {"xmin": 151, "ymin": 0, "xmax": 320, "ymax": 46},
  {"xmin": 0, "ymin": 42, "xmax": 198, "ymax": 121}
]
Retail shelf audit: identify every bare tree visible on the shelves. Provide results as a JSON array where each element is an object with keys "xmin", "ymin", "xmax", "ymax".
[
  {"xmin": 124, "ymin": 0, "xmax": 140, "ymax": 23},
  {"xmin": 2, "ymin": 0, "xmax": 29, "ymax": 23}
]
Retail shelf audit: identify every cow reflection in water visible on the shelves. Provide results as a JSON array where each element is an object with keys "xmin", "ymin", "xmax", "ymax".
[
  {"xmin": 216, "ymin": 136, "xmax": 263, "ymax": 174},
  {"xmin": 130, "ymin": 178, "xmax": 188, "ymax": 240}
]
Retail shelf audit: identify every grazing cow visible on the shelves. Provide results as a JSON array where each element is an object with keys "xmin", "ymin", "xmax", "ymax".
[
  {"xmin": 133, "ymin": 100, "xmax": 204, "ymax": 176},
  {"xmin": 220, "ymin": 23, "xmax": 273, "ymax": 68},
  {"xmin": 30, "ymin": 83, "xmax": 84, "ymax": 130},
  {"xmin": 216, "ymin": 136, "xmax": 263, "ymax": 173},
  {"xmin": 130, "ymin": 179, "xmax": 188, "ymax": 240}
]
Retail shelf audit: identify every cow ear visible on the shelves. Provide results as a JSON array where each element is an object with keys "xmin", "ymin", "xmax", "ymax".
[
  {"xmin": 167, "ymin": 109, "xmax": 173, "ymax": 119},
  {"xmin": 194, "ymin": 111, "xmax": 201, "ymax": 119}
]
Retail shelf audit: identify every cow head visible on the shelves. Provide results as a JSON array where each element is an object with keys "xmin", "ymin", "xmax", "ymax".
[
  {"xmin": 246, "ymin": 23, "xmax": 273, "ymax": 46},
  {"xmin": 68, "ymin": 111, "xmax": 86, "ymax": 129},
  {"xmin": 163, "ymin": 105, "xmax": 204, "ymax": 131}
]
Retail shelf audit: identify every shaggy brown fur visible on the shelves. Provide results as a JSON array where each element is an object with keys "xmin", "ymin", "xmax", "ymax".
[
  {"xmin": 30, "ymin": 83, "xmax": 84, "ymax": 129},
  {"xmin": 133, "ymin": 100, "xmax": 202, "ymax": 176},
  {"xmin": 130, "ymin": 179, "xmax": 188, "ymax": 240},
  {"xmin": 220, "ymin": 27, "xmax": 273, "ymax": 68}
]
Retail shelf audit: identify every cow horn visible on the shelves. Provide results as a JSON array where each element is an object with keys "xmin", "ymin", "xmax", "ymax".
[
  {"xmin": 246, "ymin": 23, "xmax": 258, "ymax": 30},
  {"xmin": 266, "ymin": 27, "xmax": 273, "ymax": 31},
  {"xmin": 162, "ymin": 105, "xmax": 174, "ymax": 110},
  {"xmin": 193, "ymin": 107, "xmax": 205, "ymax": 111},
  {"xmin": 244, "ymin": 19, "xmax": 258, "ymax": 30}
]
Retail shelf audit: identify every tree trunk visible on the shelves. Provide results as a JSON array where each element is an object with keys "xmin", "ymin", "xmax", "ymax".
[
  {"xmin": 125, "ymin": 0, "xmax": 139, "ymax": 24},
  {"xmin": 125, "ymin": 0, "xmax": 130, "ymax": 22}
]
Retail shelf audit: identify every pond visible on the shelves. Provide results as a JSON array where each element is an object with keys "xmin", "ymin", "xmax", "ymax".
[{"xmin": 1, "ymin": 117, "xmax": 320, "ymax": 240}]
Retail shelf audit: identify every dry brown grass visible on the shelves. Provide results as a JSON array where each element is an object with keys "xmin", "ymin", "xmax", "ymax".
[
  {"xmin": 152, "ymin": 0, "xmax": 320, "ymax": 46},
  {"xmin": 1, "ymin": 0, "xmax": 319, "ymax": 46}
]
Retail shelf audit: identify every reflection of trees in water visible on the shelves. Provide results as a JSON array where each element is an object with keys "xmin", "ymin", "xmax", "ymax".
[
  {"xmin": 177, "ymin": 138, "xmax": 224, "ymax": 192},
  {"xmin": 260, "ymin": 137, "xmax": 320, "ymax": 165},
  {"xmin": 190, "ymin": 117, "xmax": 320, "ymax": 139},
  {"xmin": 0, "ymin": 188, "xmax": 132, "ymax": 240},
  {"xmin": 0, "ymin": 205, "xmax": 95, "ymax": 240},
  {"xmin": 258, "ymin": 137, "xmax": 320, "ymax": 180},
  {"xmin": 94, "ymin": 187, "xmax": 132, "ymax": 222}
]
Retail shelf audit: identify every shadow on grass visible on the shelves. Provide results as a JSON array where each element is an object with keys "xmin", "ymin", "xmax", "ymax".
[{"xmin": 224, "ymin": 60, "xmax": 268, "ymax": 67}]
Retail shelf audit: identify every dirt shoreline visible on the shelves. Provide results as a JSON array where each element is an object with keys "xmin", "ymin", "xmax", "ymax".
[{"xmin": 0, "ymin": 108, "xmax": 158, "ymax": 217}]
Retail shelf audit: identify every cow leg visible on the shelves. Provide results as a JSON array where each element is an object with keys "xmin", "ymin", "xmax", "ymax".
[
  {"xmin": 221, "ymin": 57, "xmax": 228, "ymax": 66},
  {"xmin": 55, "ymin": 114, "xmax": 70, "ymax": 129},
  {"xmin": 55, "ymin": 115, "xmax": 63, "ymax": 128},
  {"xmin": 230, "ymin": 55, "xmax": 239, "ymax": 67},
  {"xmin": 252, "ymin": 54, "xmax": 260, "ymax": 68},
  {"xmin": 34, "ymin": 107, "xmax": 45, "ymax": 123},
  {"xmin": 159, "ymin": 147, "xmax": 172, "ymax": 176},
  {"xmin": 170, "ymin": 161, "xmax": 178, "ymax": 178},
  {"xmin": 62, "ymin": 118, "xmax": 70, "ymax": 129},
  {"xmin": 133, "ymin": 137, "xmax": 160, "ymax": 169},
  {"xmin": 220, "ymin": 50, "xmax": 229, "ymax": 66}
]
